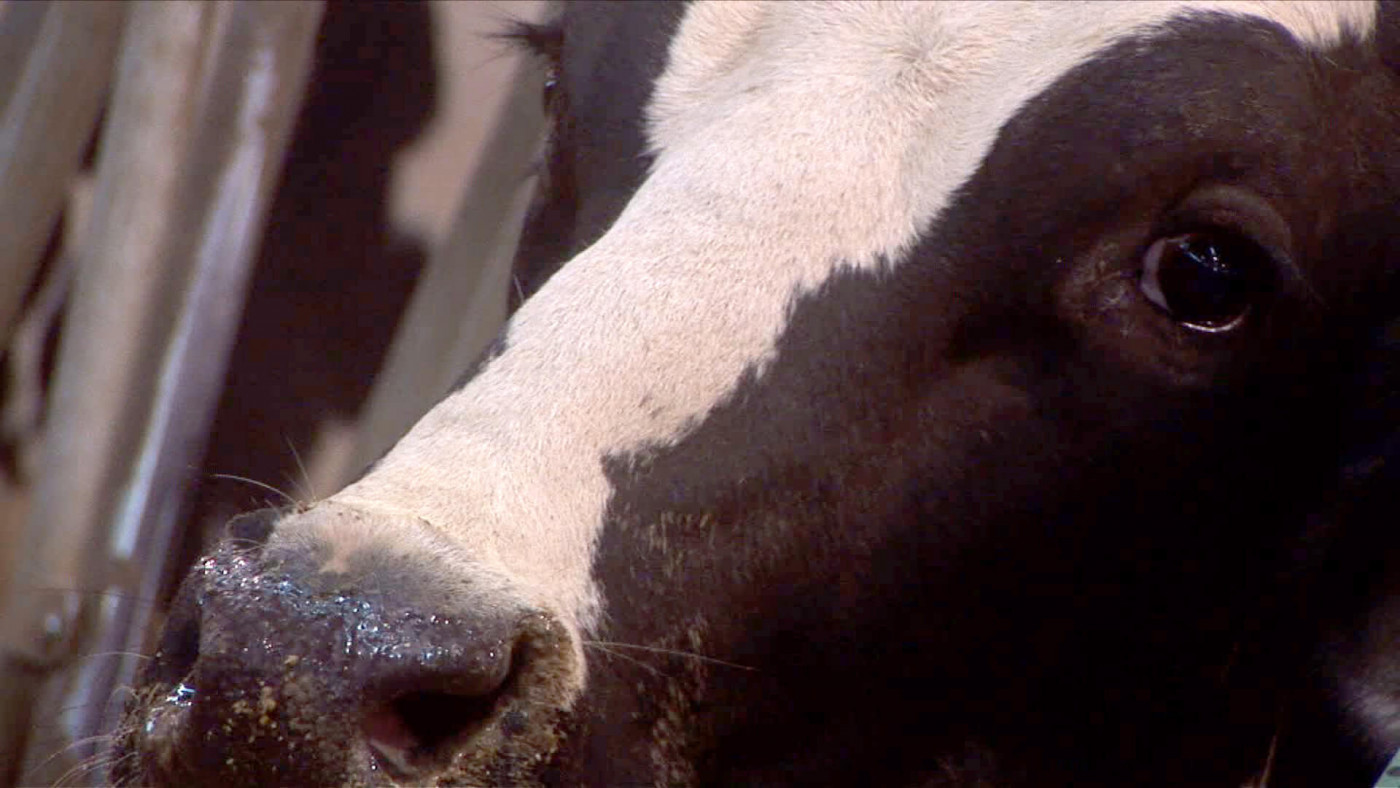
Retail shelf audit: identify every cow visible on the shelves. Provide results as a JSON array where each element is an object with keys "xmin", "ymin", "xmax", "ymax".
[{"xmin": 114, "ymin": 1, "xmax": 1400, "ymax": 785}]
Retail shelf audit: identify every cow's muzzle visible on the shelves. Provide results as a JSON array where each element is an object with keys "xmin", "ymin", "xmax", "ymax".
[{"xmin": 113, "ymin": 507, "xmax": 579, "ymax": 787}]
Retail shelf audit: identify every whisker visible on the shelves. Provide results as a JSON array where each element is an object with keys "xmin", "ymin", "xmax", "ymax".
[
  {"xmin": 52, "ymin": 749, "xmax": 120, "ymax": 788},
  {"xmin": 103, "ymin": 747, "xmax": 140, "ymax": 787},
  {"xmin": 107, "ymin": 683, "xmax": 140, "ymax": 707},
  {"xmin": 51, "ymin": 754, "xmax": 103, "ymax": 788},
  {"xmin": 582, "ymin": 642, "xmax": 663, "ymax": 677},
  {"xmin": 284, "ymin": 435, "xmax": 318, "ymax": 503},
  {"xmin": 225, "ymin": 535, "xmax": 270, "ymax": 552},
  {"xmin": 50, "ymin": 679, "xmax": 144, "ymax": 720},
  {"xmin": 584, "ymin": 640, "xmax": 757, "ymax": 672},
  {"xmin": 73, "ymin": 650, "xmax": 153, "ymax": 665},
  {"xmin": 25, "ymin": 732, "xmax": 117, "ymax": 781},
  {"xmin": 209, "ymin": 472, "xmax": 298, "ymax": 507},
  {"xmin": 34, "ymin": 678, "xmax": 148, "ymax": 728}
]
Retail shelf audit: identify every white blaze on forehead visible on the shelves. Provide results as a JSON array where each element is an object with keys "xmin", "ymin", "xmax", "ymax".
[{"xmin": 326, "ymin": 2, "xmax": 1377, "ymax": 641}]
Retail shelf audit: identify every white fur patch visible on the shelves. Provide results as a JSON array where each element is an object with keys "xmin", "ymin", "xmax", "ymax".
[{"xmin": 287, "ymin": 1, "xmax": 1378, "ymax": 695}]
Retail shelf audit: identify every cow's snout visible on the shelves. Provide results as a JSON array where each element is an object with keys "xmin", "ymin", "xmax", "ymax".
[{"xmin": 115, "ymin": 505, "xmax": 580, "ymax": 787}]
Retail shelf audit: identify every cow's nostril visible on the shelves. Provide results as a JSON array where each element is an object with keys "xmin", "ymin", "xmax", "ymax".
[
  {"xmin": 365, "ymin": 687, "xmax": 511, "ymax": 774},
  {"xmin": 392, "ymin": 689, "xmax": 504, "ymax": 749},
  {"xmin": 362, "ymin": 640, "xmax": 522, "ymax": 776}
]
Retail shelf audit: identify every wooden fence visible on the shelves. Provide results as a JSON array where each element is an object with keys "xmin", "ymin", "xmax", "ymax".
[{"xmin": 0, "ymin": 2, "xmax": 549, "ymax": 784}]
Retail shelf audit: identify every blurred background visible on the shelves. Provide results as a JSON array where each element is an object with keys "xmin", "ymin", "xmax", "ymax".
[{"xmin": 0, "ymin": 1, "xmax": 551, "ymax": 784}]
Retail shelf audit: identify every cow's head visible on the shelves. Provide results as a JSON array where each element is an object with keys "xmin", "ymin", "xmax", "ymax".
[{"xmin": 116, "ymin": 2, "xmax": 1400, "ymax": 785}]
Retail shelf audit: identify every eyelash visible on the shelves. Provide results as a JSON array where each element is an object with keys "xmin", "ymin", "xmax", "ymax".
[
  {"xmin": 532, "ymin": 65, "xmax": 568, "ymax": 195},
  {"xmin": 500, "ymin": 20, "xmax": 567, "ymax": 190}
]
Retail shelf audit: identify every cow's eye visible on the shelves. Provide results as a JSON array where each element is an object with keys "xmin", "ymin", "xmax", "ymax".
[
  {"xmin": 1139, "ymin": 231, "xmax": 1272, "ymax": 331},
  {"xmin": 542, "ymin": 66, "xmax": 562, "ymax": 114}
]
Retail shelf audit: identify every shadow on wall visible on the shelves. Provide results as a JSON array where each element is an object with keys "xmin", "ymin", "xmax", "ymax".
[{"xmin": 184, "ymin": 1, "xmax": 435, "ymax": 559}]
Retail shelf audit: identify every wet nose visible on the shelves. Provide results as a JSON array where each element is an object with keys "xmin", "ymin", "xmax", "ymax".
[{"xmin": 120, "ymin": 507, "xmax": 563, "ymax": 786}]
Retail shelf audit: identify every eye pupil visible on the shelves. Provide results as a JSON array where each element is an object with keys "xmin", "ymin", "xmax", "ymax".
[
  {"xmin": 1158, "ymin": 236, "xmax": 1248, "ymax": 323},
  {"xmin": 1140, "ymin": 232, "xmax": 1269, "ymax": 330}
]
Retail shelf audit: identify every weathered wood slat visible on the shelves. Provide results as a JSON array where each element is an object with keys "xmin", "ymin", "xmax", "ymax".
[
  {"xmin": 0, "ymin": 3, "xmax": 324, "ymax": 784},
  {"xmin": 0, "ymin": 1, "xmax": 123, "ymax": 359}
]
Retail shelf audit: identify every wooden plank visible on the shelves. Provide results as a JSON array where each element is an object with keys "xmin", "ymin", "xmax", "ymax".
[
  {"xmin": 0, "ymin": 1, "xmax": 124, "ymax": 342},
  {"xmin": 0, "ymin": 3, "xmax": 324, "ymax": 784}
]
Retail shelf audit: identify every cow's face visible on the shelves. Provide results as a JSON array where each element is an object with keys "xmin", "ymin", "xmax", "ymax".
[{"xmin": 117, "ymin": 2, "xmax": 1400, "ymax": 786}]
